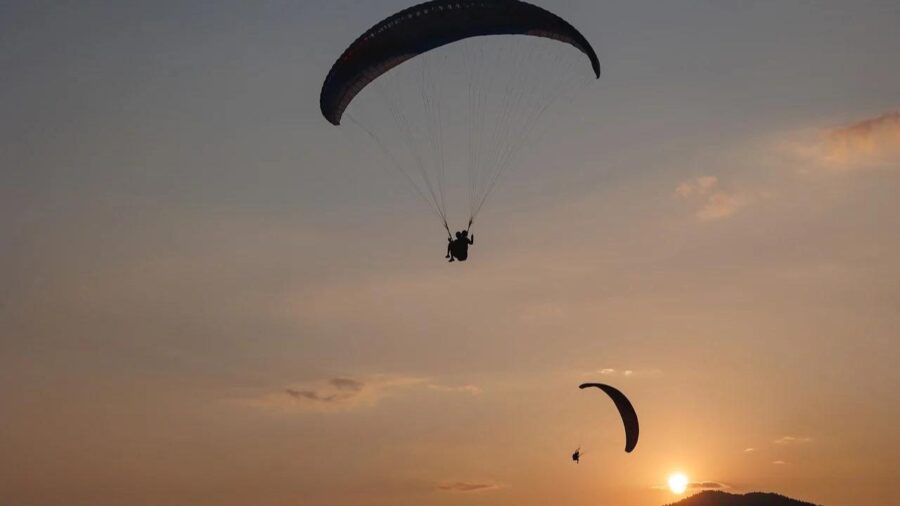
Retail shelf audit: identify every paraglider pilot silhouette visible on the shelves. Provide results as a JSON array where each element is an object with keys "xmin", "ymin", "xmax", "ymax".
[
  {"xmin": 572, "ymin": 447, "xmax": 582, "ymax": 464},
  {"xmin": 446, "ymin": 229, "xmax": 474, "ymax": 262}
]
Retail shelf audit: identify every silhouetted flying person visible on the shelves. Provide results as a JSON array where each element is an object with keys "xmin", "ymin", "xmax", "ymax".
[{"xmin": 446, "ymin": 230, "xmax": 474, "ymax": 262}]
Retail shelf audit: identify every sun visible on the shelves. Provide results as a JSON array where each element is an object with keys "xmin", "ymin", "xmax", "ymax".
[{"xmin": 668, "ymin": 473, "xmax": 689, "ymax": 494}]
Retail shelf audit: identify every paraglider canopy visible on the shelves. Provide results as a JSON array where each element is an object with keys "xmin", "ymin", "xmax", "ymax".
[
  {"xmin": 579, "ymin": 383, "xmax": 640, "ymax": 453},
  {"xmin": 320, "ymin": 0, "xmax": 600, "ymax": 125},
  {"xmin": 319, "ymin": 0, "xmax": 601, "ymax": 235}
]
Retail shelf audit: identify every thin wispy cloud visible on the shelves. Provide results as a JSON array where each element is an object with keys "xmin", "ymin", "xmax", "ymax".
[
  {"xmin": 676, "ymin": 176, "xmax": 720, "ymax": 198},
  {"xmin": 284, "ymin": 377, "xmax": 364, "ymax": 403},
  {"xmin": 678, "ymin": 113, "xmax": 899, "ymax": 223},
  {"xmin": 675, "ymin": 176, "xmax": 753, "ymax": 221},
  {"xmin": 787, "ymin": 111, "xmax": 900, "ymax": 172},
  {"xmin": 774, "ymin": 435, "xmax": 812, "ymax": 445},
  {"xmin": 238, "ymin": 375, "xmax": 425, "ymax": 413},
  {"xmin": 427, "ymin": 384, "xmax": 482, "ymax": 395},
  {"xmin": 772, "ymin": 460, "xmax": 787, "ymax": 465},
  {"xmin": 696, "ymin": 191, "xmax": 750, "ymax": 221},
  {"xmin": 237, "ymin": 375, "xmax": 482, "ymax": 413},
  {"xmin": 743, "ymin": 448, "xmax": 756, "ymax": 453},
  {"xmin": 689, "ymin": 481, "xmax": 729, "ymax": 490},
  {"xmin": 652, "ymin": 480, "xmax": 728, "ymax": 491},
  {"xmin": 588, "ymin": 368, "xmax": 662, "ymax": 378},
  {"xmin": 436, "ymin": 481, "xmax": 502, "ymax": 493}
]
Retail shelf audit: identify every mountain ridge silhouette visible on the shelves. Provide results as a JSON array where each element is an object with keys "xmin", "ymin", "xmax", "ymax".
[{"xmin": 665, "ymin": 490, "xmax": 821, "ymax": 506}]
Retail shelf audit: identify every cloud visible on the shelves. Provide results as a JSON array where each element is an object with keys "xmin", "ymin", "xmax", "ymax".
[
  {"xmin": 284, "ymin": 377, "xmax": 365, "ymax": 403},
  {"xmin": 676, "ymin": 176, "xmax": 719, "ymax": 197},
  {"xmin": 675, "ymin": 176, "xmax": 753, "ymax": 221},
  {"xmin": 240, "ymin": 375, "xmax": 426, "ymax": 413},
  {"xmin": 588, "ymin": 368, "xmax": 662, "ymax": 378},
  {"xmin": 689, "ymin": 481, "xmax": 729, "ymax": 490},
  {"xmin": 743, "ymin": 448, "xmax": 756, "ymax": 453},
  {"xmin": 696, "ymin": 191, "xmax": 750, "ymax": 221},
  {"xmin": 774, "ymin": 435, "xmax": 812, "ymax": 445},
  {"xmin": 237, "ymin": 375, "xmax": 483, "ymax": 413},
  {"xmin": 329, "ymin": 377, "xmax": 364, "ymax": 390},
  {"xmin": 772, "ymin": 460, "xmax": 787, "ymax": 465},
  {"xmin": 652, "ymin": 480, "xmax": 728, "ymax": 491},
  {"xmin": 787, "ymin": 111, "xmax": 900, "ymax": 172},
  {"xmin": 426, "ymin": 384, "xmax": 482, "ymax": 395},
  {"xmin": 436, "ymin": 481, "xmax": 501, "ymax": 493}
]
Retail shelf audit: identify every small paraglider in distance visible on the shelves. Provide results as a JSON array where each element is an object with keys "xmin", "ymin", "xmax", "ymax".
[
  {"xmin": 571, "ymin": 447, "xmax": 582, "ymax": 464},
  {"xmin": 446, "ymin": 229, "xmax": 474, "ymax": 262},
  {"xmin": 578, "ymin": 383, "xmax": 640, "ymax": 453}
]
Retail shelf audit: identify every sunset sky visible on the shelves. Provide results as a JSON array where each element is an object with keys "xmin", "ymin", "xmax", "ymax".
[{"xmin": 1, "ymin": 1, "xmax": 899, "ymax": 506}]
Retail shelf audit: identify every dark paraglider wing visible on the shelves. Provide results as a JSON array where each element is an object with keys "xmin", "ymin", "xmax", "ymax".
[
  {"xmin": 318, "ymin": 0, "xmax": 600, "ymax": 232},
  {"xmin": 320, "ymin": 0, "xmax": 601, "ymax": 125},
  {"xmin": 579, "ymin": 383, "xmax": 639, "ymax": 453}
]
